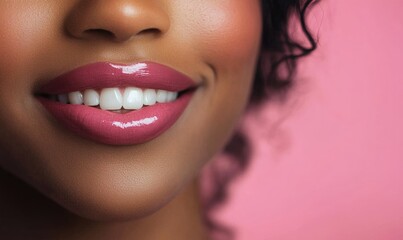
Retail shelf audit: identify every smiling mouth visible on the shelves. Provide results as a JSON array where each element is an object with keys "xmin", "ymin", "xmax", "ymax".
[{"xmin": 36, "ymin": 62, "xmax": 197, "ymax": 145}]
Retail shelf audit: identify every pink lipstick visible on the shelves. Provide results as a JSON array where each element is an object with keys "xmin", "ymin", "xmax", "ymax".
[{"xmin": 37, "ymin": 62, "xmax": 196, "ymax": 145}]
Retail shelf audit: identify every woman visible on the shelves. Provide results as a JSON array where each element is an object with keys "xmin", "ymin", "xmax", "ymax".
[{"xmin": 0, "ymin": 0, "xmax": 317, "ymax": 239}]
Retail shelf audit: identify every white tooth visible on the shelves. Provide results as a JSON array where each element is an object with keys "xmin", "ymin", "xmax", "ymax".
[
  {"xmin": 57, "ymin": 94, "xmax": 68, "ymax": 104},
  {"xmin": 123, "ymin": 87, "xmax": 143, "ymax": 110},
  {"xmin": 84, "ymin": 89, "xmax": 100, "ymax": 106},
  {"xmin": 100, "ymin": 88, "xmax": 123, "ymax": 110},
  {"xmin": 68, "ymin": 91, "xmax": 83, "ymax": 105},
  {"xmin": 143, "ymin": 89, "xmax": 157, "ymax": 106},
  {"xmin": 156, "ymin": 90, "xmax": 168, "ymax": 103},
  {"xmin": 166, "ymin": 91, "xmax": 178, "ymax": 102}
]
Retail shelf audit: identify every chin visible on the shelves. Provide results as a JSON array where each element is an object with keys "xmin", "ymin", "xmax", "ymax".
[{"xmin": 40, "ymin": 170, "xmax": 184, "ymax": 221}]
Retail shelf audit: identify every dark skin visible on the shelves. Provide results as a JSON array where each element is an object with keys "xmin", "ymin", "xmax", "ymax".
[
  {"xmin": 0, "ymin": 0, "xmax": 261, "ymax": 239},
  {"xmin": 0, "ymin": 170, "xmax": 207, "ymax": 239}
]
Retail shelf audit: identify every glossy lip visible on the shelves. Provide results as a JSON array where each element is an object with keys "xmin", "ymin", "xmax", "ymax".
[
  {"xmin": 40, "ymin": 62, "xmax": 196, "ymax": 94},
  {"xmin": 37, "ymin": 62, "xmax": 197, "ymax": 145}
]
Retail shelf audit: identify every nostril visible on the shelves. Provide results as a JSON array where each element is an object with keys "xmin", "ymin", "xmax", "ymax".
[
  {"xmin": 137, "ymin": 28, "xmax": 161, "ymax": 36},
  {"xmin": 83, "ymin": 29, "xmax": 115, "ymax": 40},
  {"xmin": 81, "ymin": 28, "xmax": 161, "ymax": 42}
]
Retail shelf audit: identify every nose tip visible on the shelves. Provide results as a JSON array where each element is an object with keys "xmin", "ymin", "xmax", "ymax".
[{"xmin": 65, "ymin": 0, "xmax": 170, "ymax": 42}]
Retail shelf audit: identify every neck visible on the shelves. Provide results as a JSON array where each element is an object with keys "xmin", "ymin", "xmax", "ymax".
[{"xmin": 0, "ymin": 170, "xmax": 209, "ymax": 240}]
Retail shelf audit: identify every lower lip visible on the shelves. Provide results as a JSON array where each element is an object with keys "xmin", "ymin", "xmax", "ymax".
[{"xmin": 39, "ymin": 93, "xmax": 192, "ymax": 145}]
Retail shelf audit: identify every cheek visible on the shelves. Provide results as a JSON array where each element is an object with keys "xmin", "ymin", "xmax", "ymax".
[
  {"xmin": 0, "ymin": 2, "xmax": 62, "ymax": 179},
  {"xmin": 182, "ymin": 0, "xmax": 262, "ymax": 67},
  {"xmin": 0, "ymin": 3, "xmax": 51, "ymax": 70},
  {"xmin": 174, "ymin": 1, "xmax": 262, "ymax": 155},
  {"xmin": 173, "ymin": 0, "xmax": 262, "ymax": 113}
]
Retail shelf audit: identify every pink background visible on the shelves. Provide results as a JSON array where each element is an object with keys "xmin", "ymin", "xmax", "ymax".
[{"xmin": 218, "ymin": 0, "xmax": 403, "ymax": 239}]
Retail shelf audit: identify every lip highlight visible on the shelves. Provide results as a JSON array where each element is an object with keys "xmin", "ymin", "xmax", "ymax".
[{"xmin": 38, "ymin": 62, "xmax": 196, "ymax": 145}]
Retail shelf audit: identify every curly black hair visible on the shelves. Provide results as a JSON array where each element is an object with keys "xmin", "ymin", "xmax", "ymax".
[{"xmin": 203, "ymin": 0, "xmax": 319, "ymax": 239}]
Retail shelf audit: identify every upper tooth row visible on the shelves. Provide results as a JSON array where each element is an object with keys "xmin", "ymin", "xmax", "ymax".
[{"xmin": 58, "ymin": 88, "xmax": 178, "ymax": 110}]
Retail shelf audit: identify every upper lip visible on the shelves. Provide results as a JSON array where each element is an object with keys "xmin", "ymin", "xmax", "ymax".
[{"xmin": 38, "ymin": 61, "xmax": 197, "ymax": 95}]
